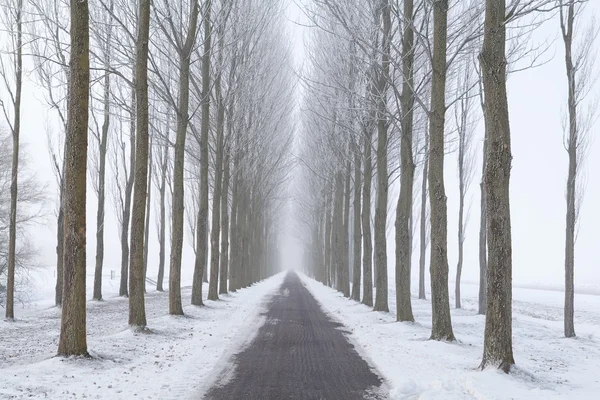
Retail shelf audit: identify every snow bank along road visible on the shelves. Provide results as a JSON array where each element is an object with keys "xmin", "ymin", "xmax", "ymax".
[{"xmin": 204, "ymin": 271, "xmax": 386, "ymax": 400}]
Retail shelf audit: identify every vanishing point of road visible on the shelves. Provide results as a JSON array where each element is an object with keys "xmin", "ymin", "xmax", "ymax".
[{"xmin": 204, "ymin": 272, "xmax": 387, "ymax": 400}]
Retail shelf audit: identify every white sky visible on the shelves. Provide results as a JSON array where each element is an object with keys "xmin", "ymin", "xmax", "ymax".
[{"xmin": 5, "ymin": 1, "xmax": 600, "ymax": 290}]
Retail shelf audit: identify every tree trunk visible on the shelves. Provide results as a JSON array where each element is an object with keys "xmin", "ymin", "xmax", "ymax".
[
  {"xmin": 55, "ymin": 206, "xmax": 64, "ymax": 307},
  {"xmin": 361, "ymin": 126, "xmax": 373, "ymax": 306},
  {"xmin": 120, "ymin": 83, "xmax": 136, "ymax": 298},
  {"xmin": 169, "ymin": 0, "xmax": 199, "ymax": 314},
  {"xmin": 208, "ymin": 90, "xmax": 224, "ymax": 301},
  {"xmin": 143, "ymin": 136, "xmax": 153, "ymax": 292},
  {"xmin": 342, "ymin": 160, "xmax": 351, "ymax": 297},
  {"xmin": 192, "ymin": 0, "xmax": 213, "ymax": 306},
  {"xmin": 219, "ymin": 151, "xmax": 230, "ymax": 295},
  {"xmin": 561, "ymin": 1, "xmax": 577, "ymax": 339},
  {"xmin": 92, "ymin": 62, "xmax": 110, "ymax": 302},
  {"xmin": 428, "ymin": 0, "xmax": 454, "ymax": 341},
  {"xmin": 419, "ymin": 133, "xmax": 428, "ymax": 300},
  {"xmin": 157, "ymin": 139, "xmax": 167, "ymax": 292},
  {"xmin": 57, "ymin": 0, "xmax": 89, "ymax": 356},
  {"xmin": 5, "ymin": 0, "xmax": 23, "ymax": 320},
  {"xmin": 479, "ymin": 0, "xmax": 515, "ymax": 372},
  {"xmin": 351, "ymin": 140, "xmax": 362, "ymax": 301},
  {"xmin": 373, "ymin": 0, "xmax": 391, "ymax": 313},
  {"xmin": 128, "ymin": 0, "xmax": 151, "ymax": 329},
  {"xmin": 324, "ymin": 191, "xmax": 333, "ymax": 288},
  {"xmin": 478, "ymin": 182, "xmax": 487, "ymax": 313},
  {"xmin": 395, "ymin": 0, "xmax": 416, "ymax": 322}
]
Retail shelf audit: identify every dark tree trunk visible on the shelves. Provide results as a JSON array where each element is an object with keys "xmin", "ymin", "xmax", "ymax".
[
  {"xmin": 128, "ymin": 0, "xmax": 151, "ymax": 329},
  {"xmin": 479, "ymin": 0, "xmax": 515, "ymax": 372},
  {"xmin": 57, "ymin": 0, "xmax": 89, "ymax": 356},
  {"xmin": 428, "ymin": 0, "xmax": 454, "ymax": 341},
  {"xmin": 395, "ymin": 0, "xmax": 416, "ymax": 322}
]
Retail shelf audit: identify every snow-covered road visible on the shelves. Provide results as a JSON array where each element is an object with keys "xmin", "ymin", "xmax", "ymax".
[{"xmin": 0, "ymin": 273, "xmax": 285, "ymax": 399}]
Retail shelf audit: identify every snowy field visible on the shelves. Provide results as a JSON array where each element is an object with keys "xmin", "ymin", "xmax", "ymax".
[
  {"xmin": 300, "ymin": 273, "xmax": 600, "ymax": 400},
  {"xmin": 0, "ymin": 270, "xmax": 285, "ymax": 400}
]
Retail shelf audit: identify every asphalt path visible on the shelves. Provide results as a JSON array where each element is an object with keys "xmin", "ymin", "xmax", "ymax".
[{"xmin": 204, "ymin": 272, "xmax": 386, "ymax": 400}]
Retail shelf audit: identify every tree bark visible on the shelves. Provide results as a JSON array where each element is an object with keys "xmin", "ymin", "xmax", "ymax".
[
  {"xmin": 5, "ymin": 0, "xmax": 23, "ymax": 320},
  {"xmin": 169, "ymin": 0, "xmax": 199, "ymax": 314},
  {"xmin": 128, "ymin": 0, "xmax": 151, "ymax": 329},
  {"xmin": 395, "ymin": 0, "xmax": 416, "ymax": 322},
  {"xmin": 479, "ymin": 0, "xmax": 515, "ymax": 372},
  {"xmin": 192, "ymin": 0, "xmax": 213, "ymax": 306},
  {"xmin": 428, "ymin": 0, "xmax": 454, "ymax": 341},
  {"xmin": 57, "ymin": 0, "xmax": 89, "ymax": 356}
]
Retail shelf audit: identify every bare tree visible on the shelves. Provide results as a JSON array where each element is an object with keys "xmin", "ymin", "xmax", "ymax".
[
  {"xmin": 454, "ymin": 59, "xmax": 476, "ymax": 309},
  {"xmin": 192, "ymin": 0, "xmax": 213, "ymax": 306},
  {"xmin": 394, "ymin": 0, "xmax": 416, "ymax": 322},
  {"xmin": 559, "ymin": 0, "xmax": 597, "ymax": 339},
  {"xmin": 89, "ymin": 0, "xmax": 114, "ymax": 301},
  {"xmin": 427, "ymin": 0, "xmax": 454, "ymax": 342},
  {"xmin": 57, "ymin": 0, "xmax": 89, "ymax": 357},
  {"xmin": 128, "ymin": 0, "xmax": 150, "ymax": 329},
  {"xmin": 0, "ymin": 0, "xmax": 23, "ymax": 320},
  {"xmin": 373, "ymin": 0, "xmax": 391, "ymax": 313}
]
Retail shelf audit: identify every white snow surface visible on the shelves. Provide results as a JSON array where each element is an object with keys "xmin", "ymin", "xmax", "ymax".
[
  {"xmin": 299, "ymin": 273, "xmax": 600, "ymax": 400},
  {"xmin": 0, "ymin": 271, "xmax": 285, "ymax": 399}
]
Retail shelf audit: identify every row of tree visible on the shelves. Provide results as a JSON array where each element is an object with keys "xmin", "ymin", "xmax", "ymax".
[
  {"xmin": 298, "ymin": 0, "xmax": 595, "ymax": 373},
  {"xmin": 1, "ymin": 0, "xmax": 294, "ymax": 356}
]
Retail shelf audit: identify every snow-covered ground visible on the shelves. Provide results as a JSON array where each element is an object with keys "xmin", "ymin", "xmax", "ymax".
[
  {"xmin": 0, "ymin": 270, "xmax": 285, "ymax": 400},
  {"xmin": 300, "ymin": 274, "xmax": 600, "ymax": 400}
]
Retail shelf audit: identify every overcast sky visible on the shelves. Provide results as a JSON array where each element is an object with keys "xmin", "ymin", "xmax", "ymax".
[{"xmin": 7, "ymin": 1, "xmax": 600, "ymax": 291}]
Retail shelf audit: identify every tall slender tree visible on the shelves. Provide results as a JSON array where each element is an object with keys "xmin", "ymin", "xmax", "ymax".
[
  {"xmin": 128, "ymin": 0, "xmax": 151, "ymax": 329},
  {"xmin": 428, "ymin": 0, "xmax": 454, "ymax": 341},
  {"xmin": 0, "ymin": 0, "xmax": 23, "ymax": 320}
]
